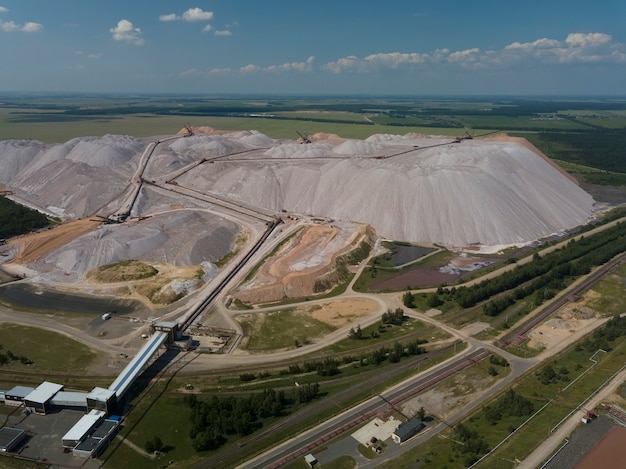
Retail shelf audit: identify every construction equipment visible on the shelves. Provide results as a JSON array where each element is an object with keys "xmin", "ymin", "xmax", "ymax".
[{"xmin": 296, "ymin": 131, "xmax": 311, "ymax": 144}]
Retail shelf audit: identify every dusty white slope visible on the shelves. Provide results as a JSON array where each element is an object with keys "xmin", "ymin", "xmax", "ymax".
[
  {"xmin": 0, "ymin": 135, "xmax": 241, "ymax": 281},
  {"xmin": 4, "ymin": 135, "xmax": 144, "ymax": 218},
  {"xmin": 0, "ymin": 132, "xmax": 595, "ymax": 252},
  {"xmin": 32, "ymin": 209, "xmax": 239, "ymax": 282},
  {"xmin": 172, "ymin": 134, "xmax": 594, "ymax": 247}
]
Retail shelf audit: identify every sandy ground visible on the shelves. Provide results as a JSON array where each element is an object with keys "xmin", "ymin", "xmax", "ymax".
[
  {"xmin": 527, "ymin": 298, "xmax": 602, "ymax": 352},
  {"xmin": 303, "ymin": 298, "xmax": 379, "ymax": 328},
  {"xmin": 8, "ymin": 218, "xmax": 100, "ymax": 264},
  {"xmin": 400, "ymin": 367, "xmax": 499, "ymax": 419},
  {"xmin": 234, "ymin": 223, "xmax": 367, "ymax": 304}
]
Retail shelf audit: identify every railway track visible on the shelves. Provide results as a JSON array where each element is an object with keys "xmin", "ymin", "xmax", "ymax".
[{"xmin": 196, "ymin": 346, "xmax": 486, "ymax": 469}]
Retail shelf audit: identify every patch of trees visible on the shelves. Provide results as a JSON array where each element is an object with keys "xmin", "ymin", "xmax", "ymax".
[
  {"xmin": 489, "ymin": 355, "xmax": 509, "ymax": 368},
  {"xmin": 0, "ymin": 197, "xmax": 50, "ymax": 238},
  {"xmin": 402, "ymin": 291, "xmax": 415, "ymax": 308},
  {"xmin": 483, "ymin": 389, "xmax": 535, "ymax": 426},
  {"xmin": 442, "ymin": 221, "xmax": 626, "ymax": 314},
  {"xmin": 144, "ymin": 435, "xmax": 163, "ymax": 453},
  {"xmin": 536, "ymin": 364, "xmax": 570, "ymax": 386},
  {"xmin": 453, "ymin": 423, "xmax": 489, "ymax": 466},
  {"xmin": 279, "ymin": 358, "xmax": 340, "ymax": 377},
  {"xmin": 381, "ymin": 308, "xmax": 406, "ymax": 326},
  {"xmin": 534, "ymin": 132, "xmax": 626, "ymax": 173},
  {"xmin": 186, "ymin": 387, "xmax": 306, "ymax": 452},
  {"xmin": 575, "ymin": 314, "xmax": 626, "ymax": 353},
  {"xmin": 367, "ymin": 339, "xmax": 427, "ymax": 365},
  {"xmin": 0, "ymin": 346, "xmax": 33, "ymax": 366}
]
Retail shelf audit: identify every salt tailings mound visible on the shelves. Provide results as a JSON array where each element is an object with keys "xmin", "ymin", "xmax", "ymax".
[
  {"xmin": 172, "ymin": 134, "xmax": 594, "ymax": 248},
  {"xmin": 0, "ymin": 132, "xmax": 596, "ymax": 250}
]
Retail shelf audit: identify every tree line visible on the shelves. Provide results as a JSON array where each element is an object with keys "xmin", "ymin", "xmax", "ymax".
[
  {"xmin": 0, "ymin": 197, "xmax": 50, "ymax": 238},
  {"xmin": 185, "ymin": 384, "xmax": 320, "ymax": 452},
  {"xmin": 425, "ymin": 221, "xmax": 626, "ymax": 317}
]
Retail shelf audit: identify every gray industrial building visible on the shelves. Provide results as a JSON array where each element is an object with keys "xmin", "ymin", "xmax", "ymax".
[
  {"xmin": 391, "ymin": 418, "xmax": 425, "ymax": 444},
  {"xmin": 24, "ymin": 381, "xmax": 64, "ymax": 414},
  {"xmin": 3, "ymin": 386, "xmax": 34, "ymax": 407}
]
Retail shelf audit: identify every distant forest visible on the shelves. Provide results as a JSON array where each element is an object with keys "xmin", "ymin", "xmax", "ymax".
[{"xmin": 0, "ymin": 197, "xmax": 50, "ymax": 238}]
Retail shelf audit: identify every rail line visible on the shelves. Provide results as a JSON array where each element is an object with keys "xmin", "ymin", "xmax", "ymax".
[{"xmin": 499, "ymin": 253, "xmax": 626, "ymax": 347}]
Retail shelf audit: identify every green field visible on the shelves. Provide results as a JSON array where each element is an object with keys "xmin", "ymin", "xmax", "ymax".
[
  {"xmin": 3, "ymin": 95, "xmax": 626, "ymax": 182},
  {"xmin": 0, "ymin": 323, "xmax": 97, "ymax": 374},
  {"xmin": 238, "ymin": 309, "xmax": 336, "ymax": 351}
]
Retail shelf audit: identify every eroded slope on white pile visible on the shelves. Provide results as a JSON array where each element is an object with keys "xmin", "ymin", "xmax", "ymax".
[{"xmin": 172, "ymin": 135, "xmax": 594, "ymax": 247}]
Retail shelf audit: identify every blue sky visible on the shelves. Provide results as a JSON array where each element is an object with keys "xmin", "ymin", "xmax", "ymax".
[{"xmin": 1, "ymin": 1, "xmax": 625, "ymax": 95}]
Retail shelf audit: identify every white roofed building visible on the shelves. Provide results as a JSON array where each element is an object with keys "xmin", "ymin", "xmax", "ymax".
[{"xmin": 24, "ymin": 381, "xmax": 64, "ymax": 414}]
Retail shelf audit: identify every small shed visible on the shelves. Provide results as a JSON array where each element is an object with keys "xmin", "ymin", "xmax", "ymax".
[
  {"xmin": 304, "ymin": 453, "xmax": 318, "ymax": 467},
  {"xmin": 24, "ymin": 381, "xmax": 63, "ymax": 414},
  {"xmin": 391, "ymin": 418, "xmax": 425, "ymax": 444}
]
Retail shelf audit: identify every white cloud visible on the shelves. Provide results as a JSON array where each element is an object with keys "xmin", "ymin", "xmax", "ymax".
[
  {"xmin": 159, "ymin": 13, "xmax": 179, "ymax": 22},
  {"xmin": 505, "ymin": 38, "xmax": 560, "ymax": 51},
  {"xmin": 566, "ymin": 32, "xmax": 611, "ymax": 48},
  {"xmin": 87, "ymin": 53, "xmax": 101, "ymax": 59},
  {"xmin": 323, "ymin": 31, "xmax": 626, "ymax": 74},
  {"xmin": 183, "ymin": 56, "xmax": 315, "ymax": 78},
  {"xmin": 160, "ymin": 7, "xmax": 215, "ymax": 32},
  {"xmin": 448, "ymin": 48, "xmax": 480, "ymax": 62},
  {"xmin": 266, "ymin": 56, "xmax": 314, "ymax": 73},
  {"xmin": 110, "ymin": 19, "xmax": 144, "ymax": 45},
  {"xmin": 240, "ymin": 64, "xmax": 261, "ymax": 74},
  {"xmin": 365, "ymin": 52, "xmax": 431, "ymax": 67},
  {"xmin": 323, "ymin": 56, "xmax": 361, "ymax": 73},
  {"xmin": 214, "ymin": 29, "xmax": 231, "ymax": 36},
  {"xmin": 0, "ymin": 7, "xmax": 43, "ymax": 33},
  {"xmin": 182, "ymin": 8, "xmax": 213, "ymax": 22},
  {"xmin": 503, "ymin": 32, "xmax": 624, "ymax": 64},
  {"xmin": 0, "ymin": 20, "xmax": 17, "ymax": 31},
  {"xmin": 21, "ymin": 22, "xmax": 42, "ymax": 33}
]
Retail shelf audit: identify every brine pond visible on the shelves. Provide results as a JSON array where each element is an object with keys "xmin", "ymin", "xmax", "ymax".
[{"xmin": 0, "ymin": 282, "xmax": 144, "ymax": 316}]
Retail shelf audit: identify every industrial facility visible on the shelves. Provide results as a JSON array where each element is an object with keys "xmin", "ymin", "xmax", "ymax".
[{"xmin": 0, "ymin": 321, "xmax": 180, "ymax": 459}]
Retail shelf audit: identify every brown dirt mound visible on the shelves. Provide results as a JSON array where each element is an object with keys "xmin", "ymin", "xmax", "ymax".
[
  {"xmin": 10, "ymin": 219, "xmax": 100, "ymax": 264},
  {"xmin": 234, "ymin": 224, "xmax": 370, "ymax": 305}
]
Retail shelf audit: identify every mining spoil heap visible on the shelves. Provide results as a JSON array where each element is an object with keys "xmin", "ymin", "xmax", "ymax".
[{"xmin": 0, "ymin": 131, "xmax": 595, "ymax": 280}]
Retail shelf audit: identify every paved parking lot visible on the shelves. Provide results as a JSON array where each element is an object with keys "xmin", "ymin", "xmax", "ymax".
[{"xmin": 4, "ymin": 409, "xmax": 101, "ymax": 468}]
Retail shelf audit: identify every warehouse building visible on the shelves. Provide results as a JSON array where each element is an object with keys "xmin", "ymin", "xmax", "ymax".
[
  {"xmin": 50, "ymin": 391, "xmax": 88, "ymax": 411},
  {"xmin": 391, "ymin": 418, "xmax": 425, "ymax": 444},
  {"xmin": 24, "ymin": 381, "xmax": 64, "ymax": 415},
  {"xmin": 3, "ymin": 386, "xmax": 34, "ymax": 407},
  {"xmin": 86, "ymin": 387, "xmax": 117, "ymax": 414},
  {"xmin": 62, "ymin": 409, "xmax": 119, "ymax": 458},
  {"xmin": 0, "ymin": 427, "xmax": 27, "ymax": 452},
  {"xmin": 62, "ymin": 410, "xmax": 105, "ymax": 448}
]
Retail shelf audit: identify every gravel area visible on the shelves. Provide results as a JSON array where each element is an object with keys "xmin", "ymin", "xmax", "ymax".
[{"xmin": 542, "ymin": 415, "xmax": 616, "ymax": 469}]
